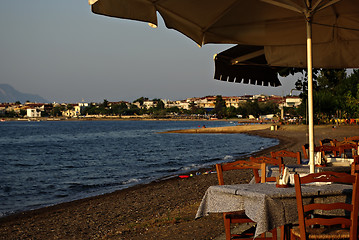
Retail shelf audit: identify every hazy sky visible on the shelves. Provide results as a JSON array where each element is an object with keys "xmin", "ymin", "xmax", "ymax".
[{"xmin": 0, "ymin": 1, "xmax": 301, "ymax": 103}]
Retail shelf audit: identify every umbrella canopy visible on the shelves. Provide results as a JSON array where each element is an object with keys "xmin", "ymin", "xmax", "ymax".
[
  {"xmin": 213, "ymin": 45, "xmax": 283, "ymax": 87},
  {"xmin": 90, "ymin": 0, "xmax": 359, "ymax": 68},
  {"xmin": 89, "ymin": 0, "xmax": 359, "ymax": 172}
]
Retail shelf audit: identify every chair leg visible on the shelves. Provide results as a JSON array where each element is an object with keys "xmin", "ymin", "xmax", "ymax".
[
  {"xmin": 271, "ymin": 228, "xmax": 277, "ymax": 240},
  {"xmin": 223, "ymin": 215, "xmax": 231, "ymax": 240},
  {"xmin": 280, "ymin": 225, "xmax": 284, "ymax": 240}
]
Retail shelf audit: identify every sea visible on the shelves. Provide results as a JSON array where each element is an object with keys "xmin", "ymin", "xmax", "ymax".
[{"xmin": 0, "ymin": 120, "xmax": 278, "ymax": 217}]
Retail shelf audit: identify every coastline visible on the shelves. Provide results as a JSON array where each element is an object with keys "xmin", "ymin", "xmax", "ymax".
[
  {"xmin": 161, "ymin": 123, "xmax": 271, "ymax": 134},
  {"xmin": 0, "ymin": 116, "xmax": 272, "ymax": 124},
  {"xmin": 1, "ymin": 124, "xmax": 358, "ymax": 239}
]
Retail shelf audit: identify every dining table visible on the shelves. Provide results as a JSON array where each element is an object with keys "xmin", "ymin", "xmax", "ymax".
[
  {"xmin": 255, "ymin": 164, "xmax": 352, "ymax": 185},
  {"xmin": 326, "ymin": 157, "xmax": 355, "ymax": 167},
  {"xmin": 195, "ymin": 182, "xmax": 352, "ymax": 237}
]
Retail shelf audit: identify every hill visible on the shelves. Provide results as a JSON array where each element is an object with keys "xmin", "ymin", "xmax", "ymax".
[{"xmin": 0, "ymin": 84, "xmax": 48, "ymax": 103}]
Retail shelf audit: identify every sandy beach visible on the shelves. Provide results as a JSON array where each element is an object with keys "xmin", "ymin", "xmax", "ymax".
[{"xmin": 0, "ymin": 124, "xmax": 358, "ymax": 239}]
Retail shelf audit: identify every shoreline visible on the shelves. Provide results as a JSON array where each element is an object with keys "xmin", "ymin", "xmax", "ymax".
[
  {"xmin": 0, "ymin": 116, "xmax": 273, "ymax": 124},
  {"xmin": 1, "ymin": 124, "xmax": 358, "ymax": 239}
]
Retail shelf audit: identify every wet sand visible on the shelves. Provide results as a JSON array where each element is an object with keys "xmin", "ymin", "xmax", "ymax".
[{"xmin": 0, "ymin": 124, "xmax": 358, "ymax": 240}]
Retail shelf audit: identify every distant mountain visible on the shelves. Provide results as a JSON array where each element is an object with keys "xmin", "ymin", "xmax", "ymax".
[{"xmin": 0, "ymin": 84, "xmax": 48, "ymax": 103}]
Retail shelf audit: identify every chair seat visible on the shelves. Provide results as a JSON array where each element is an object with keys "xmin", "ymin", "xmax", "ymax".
[
  {"xmin": 291, "ymin": 226, "xmax": 350, "ymax": 239},
  {"xmin": 225, "ymin": 210, "xmax": 249, "ymax": 219}
]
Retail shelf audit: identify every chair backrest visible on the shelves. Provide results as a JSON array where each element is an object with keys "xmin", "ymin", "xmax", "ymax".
[
  {"xmin": 331, "ymin": 141, "xmax": 358, "ymax": 158},
  {"xmin": 216, "ymin": 160, "xmax": 267, "ymax": 185},
  {"xmin": 345, "ymin": 136, "xmax": 359, "ymax": 142},
  {"xmin": 351, "ymin": 156, "xmax": 359, "ymax": 175},
  {"xmin": 332, "ymin": 140, "xmax": 357, "ymax": 147},
  {"xmin": 302, "ymin": 143, "xmax": 319, "ymax": 161},
  {"xmin": 339, "ymin": 145, "xmax": 357, "ymax": 158},
  {"xmin": 319, "ymin": 138, "xmax": 335, "ymax": 146},
  {"xmin": 271, "ymin": 150, "xmax": 301, "ymax": 164},
  {"xmin": 294, "ymin": 171, "xmax": 359, "ymax": 240},
  {"xmin": 314, "ymin": 145, "xmax": 340, "ymax": 158},
  {"xmin": 249, "ymin": 156, "xmax": 283, "ymax": 183},
  {"xmin": 301, "ymin": 144, "xmax": 310, "ymax": 159}
]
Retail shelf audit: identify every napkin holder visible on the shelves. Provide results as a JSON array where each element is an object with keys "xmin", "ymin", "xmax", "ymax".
[
  {"xmin": 276, "ymin": 167, "xmax": 291, "ymax": 188},
  {"xmin": 315, "ymin": 151, "xmax": 327, "ymax": 167}
]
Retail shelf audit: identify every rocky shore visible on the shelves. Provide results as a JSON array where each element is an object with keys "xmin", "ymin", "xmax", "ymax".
[{"xmin": 0, "ymin": 124, "xmax": 357, "ymax": 239}]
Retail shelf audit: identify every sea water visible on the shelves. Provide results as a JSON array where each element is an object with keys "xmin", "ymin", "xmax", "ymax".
[{"xmin": 0, "ymin": 120, "xmax": 278, "ymax": 217}]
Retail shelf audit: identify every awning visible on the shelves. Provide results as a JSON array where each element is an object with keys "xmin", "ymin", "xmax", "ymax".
[{"xmin": 214, "ymin": 45, "xmax": 283, "ymax": 87}]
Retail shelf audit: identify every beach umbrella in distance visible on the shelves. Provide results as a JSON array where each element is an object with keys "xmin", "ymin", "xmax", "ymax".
[{"xmin": 89, "ymin": 0, "xmax": 359, "ymax": 173}]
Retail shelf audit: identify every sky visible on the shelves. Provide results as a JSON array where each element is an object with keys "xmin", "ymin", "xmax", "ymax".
[{"xmin": 0, "ymin": 1, "xmax": 301, "ymax": 103}]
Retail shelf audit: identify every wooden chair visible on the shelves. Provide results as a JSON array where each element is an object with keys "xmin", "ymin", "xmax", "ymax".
[
  {"xmin": 351, "ymin": 156, "xmax": 359, "ymax": 175},
  {"xmin": 249, "ymin": 156, "xmax": 283, "ymax": 183},
  {"xmin": 332, "ymin": 140, "xmax": 358, "ymax": 158},
  {"xmin": 216, "ymin": 160, "xmax": 277, "ymax": 240},
  {"xmin": 331, "ymin": 140, "xmax": 357, "ymax": 147},
  {"xmin": 302, "ymin": 145, "xmax": 337, "ymax": 166},
  {"xmin": 271, "ymin": 150, "xmax": 301, "ymax": 164},
  {"xmin": 345, "ymin": 136, "xmax": 359, "ymax": 143},
  {"xmin": 317, "ymin": 145, "xmax": 340, "ymax": 157},
  {"xmin": 351, "ymin": 162, "xmax": 359, "ymax": 175},
  {"xmin": 301, "ymin": 144, "xmax": 313, "ymax": 164},
  {"xmin": 313, "ymin": 145, "xmax": 342, "ymax": 167},
  {"xmin": 319, "ymin": 138, "xmax": 336, "ymax": 146},
  {"xmin": 291, "ymin": 171, "xmax": 359, "ymax": 240}
]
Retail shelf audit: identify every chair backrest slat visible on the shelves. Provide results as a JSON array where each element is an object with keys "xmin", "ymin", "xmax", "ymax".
[
  {"xmin": 299, "ymin": 171, "xmax": 355, "ymax": 184},
  {"xmin": 304, "ymin": 202, "xmax": 353, "ymax": 212},
  {"xmin": 306, "ymin": 217, "xmax": 352, "ymax": 227}
]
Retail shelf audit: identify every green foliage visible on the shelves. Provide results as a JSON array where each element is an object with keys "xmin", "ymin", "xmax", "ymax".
[
  {"xmin": 296, "ymin": 69, "xmax": 359, "ymax": 122},
  {"xmin": 5, "ymin": 110, "xmax": 17, "ymax": 117},
  {"xmin": 134, "ymin": 97, "xmax": 147, "ymax": 106},
  {"xmin": 226, "ymin": 106, "xmax": 238, "ymax": 118},
  {"xmin": 243, "ymin": 100, "xmax": 260, "ymax": 118},
  {"xmin": 259, "ymin": 101, "xmax": 279, "ymax": 116},
  {"xmin": 313, "ymin": 90, "xmax": 338, "ymax": 123},
  {"xmin": 51, "ymin": 105, "xmax": 65, "ymax": 117},
  {"xmin": 67, "ymin": 104, "xmax": 74, "ymax": 110},
  {"xmin": 154, "ymin": 99, "xmax": 165, "ymax": 110},
  {"xmin": 213, "ymin": 95, "xmax": 226, "ymax": 118},
  {"xmin": 189, "ymin": 101, "xmax": 197, "ymax": 114},
  {"xmin": 19, "ymin": 109, "xmax": 27, "ymax": 117}
]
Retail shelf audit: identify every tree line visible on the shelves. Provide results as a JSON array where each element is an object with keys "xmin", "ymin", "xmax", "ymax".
[
  {"xmin": 2, "ymin": 69, "xmax": 358, "ymax": 122},
  {"xmin": 290, "ymin": 69, "xmax": 359, "ymax": 123},
  {"xmin": 81, "ymin": 96, "xmax": 279, "ymax": 119}
]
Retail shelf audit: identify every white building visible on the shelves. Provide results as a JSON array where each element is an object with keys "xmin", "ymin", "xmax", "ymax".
[
  {"xmin": 143, "ymin": 100, "xmax": 155, "ymax": 109},
  {"xmin": 285, "ymin": 96, "xmax": 302, "ymax": 108},
  {"xmin": 26, "ymin": 108, "xmax": 41, "ymax": 118}
]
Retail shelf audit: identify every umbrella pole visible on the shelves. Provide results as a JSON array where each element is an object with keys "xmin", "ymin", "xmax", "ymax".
[{"xmin": 306, "ymin": 17, "xmax": 315, "ymax": 173}]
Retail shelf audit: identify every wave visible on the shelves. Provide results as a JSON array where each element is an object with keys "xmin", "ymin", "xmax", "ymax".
[{"xmin": 121, "ymin": 178, "xmax": 141, "ymax": 185}]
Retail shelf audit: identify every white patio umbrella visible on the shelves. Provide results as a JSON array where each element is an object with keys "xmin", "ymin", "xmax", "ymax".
[{"xmin": 89, "ymin": 0, "xmax": 359, "ymax": 173}]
